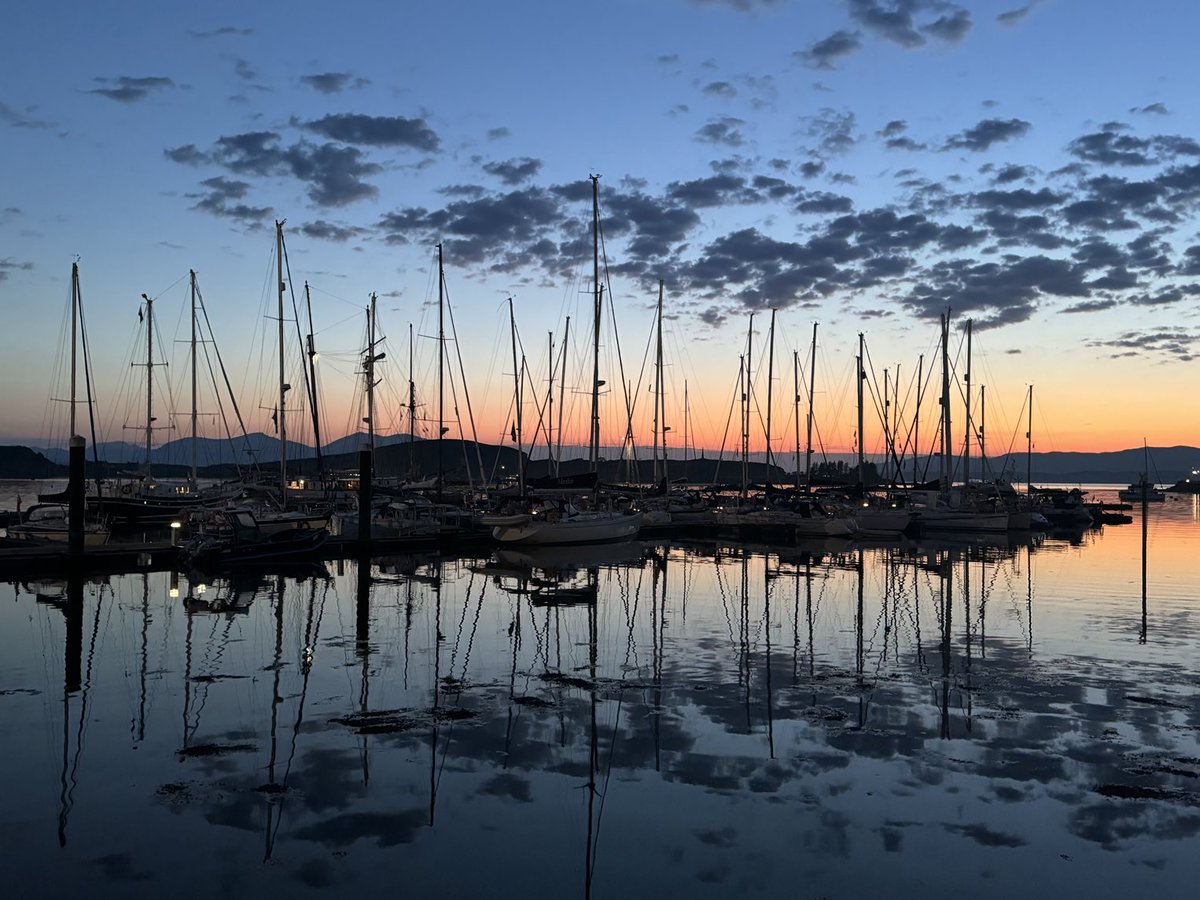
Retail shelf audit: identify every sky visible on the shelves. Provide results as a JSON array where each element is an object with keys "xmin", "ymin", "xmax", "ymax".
[{"xmin": 2, "ymin": 0, "xmax": 1199, "ymax": 464}]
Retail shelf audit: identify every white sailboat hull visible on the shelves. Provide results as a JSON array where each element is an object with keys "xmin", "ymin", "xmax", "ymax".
[{"xmin": 489, "ymin": 512, "xmax": 643, "ymax": 545}]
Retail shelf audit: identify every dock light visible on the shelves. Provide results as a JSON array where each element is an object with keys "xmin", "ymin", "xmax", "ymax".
[
  {"xmin": 170, "ymin": 521, "xmax": 181, "ymax": 546},
  {"xmin": 196, "ymin": 583, "xmax": 206, "ymax": 595}
]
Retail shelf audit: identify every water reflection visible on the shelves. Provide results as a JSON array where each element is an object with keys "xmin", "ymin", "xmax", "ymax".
[{"xmin": 2, "ymin": 520, "xmax": 1199, "ymax": 896}]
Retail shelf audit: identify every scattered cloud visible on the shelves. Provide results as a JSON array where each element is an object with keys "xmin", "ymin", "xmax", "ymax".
[
  {"xmin": 487, "ymin": 127, "xmax": 510, "ymax": 141},
  {"xmin": 848, "ymin": 0, "xmax": 973, "ymax": 48},
  {"xmin": 1087, "ymin": 328, "xmax": 1196, "ymax": 361},
  {"xmin": 0, "ymin": 258, "xmax": 33, "ymax": 282},
  {"xmin": 190, "ymin": 26, "xmax": 253, "ymax": 39},
  {"xmin": 300, "ymin": 220, "xmax": 367, "ymax": 242},
  {"xmin": 301, "ymin": 72, "xmax": 369, "ymax": 94},
  {"xmin": 690, "ymin": 0, "xmax": 783, "ymax": 11},
  {"xmin": 187, "ymin": 176, "xmax": 273, "ymax": 224},
  {"xmin": 1131, "ymin": 102, "xmax": 1168, "ymax": 116},
  {"xmin": 695, "ymin": 116, "xmax": 747, "ymax": 147},
  {"xmin": 89, "ymin": 75, "xmax": 175, "ymax": 103},
  {"xmin": 802, "ymin": 108, "xmax": 857, "ymax": 157},
  {"xmin": 483, "ymin": 157, "xmax": 544, "ymax": 185},
  {"xmin": 164, "ymin": 144, "xmax": 209, "ymax": 166},
  {"xmin": 798, "ymin": 29, "xmax": 863, "ymax": 70},
  {"xmin": 997, "ymin": 5, "xmax": 1035, "ymax": 26},
  {"xmin": 303, "ymin": 113, "xmax": 440, "ymax": 151},
  {"xmin": 0, "ymin": 101, "xmax": 56, "ymax": 129},
  {"xmin": 944, "ymin": 118, "xmax": 1031, "ymax": 152},
  {"xmin": 703, "ymin": 81, "xmax": 737, "ymax": 98}
]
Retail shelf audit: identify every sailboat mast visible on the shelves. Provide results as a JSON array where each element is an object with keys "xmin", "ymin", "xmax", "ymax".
[
  {"xmin": 742, "ymin": 314, "xmax": 754, "ymax": 500},
  {"xmin": 653, "ymin": 280, "xmax": 663, "ymax": 483},
  {"xmin": 406, "ymin": 324, "xmax": 416, "ymax": 475},
  {"xmin": 508, "ymin": 298, "xmax": 523, "ymax": 495},
  {"xmin": 763, "ymin": 309, "xmax": 776, "ymax": 494},
  {"xmin": 914, "ymin": 354, "xmax": 923, "ymax": 487},
  {"xmin": 556, "ymin": 316, "xmax": 569, "ymax": 477},
  {"xmin": 684, "ymin": 380, "xmax": 690, "ymax": 480},
  {"xmin": 940, "ymin": 313, "xmax": 951, "ymax": 493},
  {"xmin": 304, "ymin": 282, "xmax": 324, "ymax": 480},
  {"xmin": 793, "ymin": 350, "xmax": 801, "ymax": 491},
  {"xmin": 190, "ymin": 270, "xmax": 198, "ymax": 486},
  {"xmin": 980, "ymin": 384, "xmax": 986, "ymax": 469},
  {"xmin": 546, "ymin": 332, "xmax": 554, "ymax": 468},
  {"xmin": 806, "ymin": 322, "xmax": 816, "ymax": 485},
  {"xmin": 963, "ymin": 318, "xmax": 972, "ymax": 501},
  {"xmin": 143, "ymin": 293, "xmax": 154, "ymax": 479},
  {"xmin": 276, "ymin": 220, "xmax": 287, "ymax": 504},
  {"xmin": 367, "ymin": 293, "xmax": 378, "ymax": 456},
  {"xmin": 70, "ymin": 262, "xmax": 79, "ymax": 437},
  {"xmin": 589, "ymin": 175, "xmax": 602, "ymax": 472},
  {"xmin": 883, "ymin": 368, "xmax": 890, "ymax": 485},
  {"xmin": 856, "ymin": 332, "xmax": 864, "ymax": 490},
  {"xmin": 1026, "ymin": 384, "xmax": 1033, "ymax": 494},
  {"xmin": 437, "ymin": 243, "xmax": 445, "ymax": 498}
]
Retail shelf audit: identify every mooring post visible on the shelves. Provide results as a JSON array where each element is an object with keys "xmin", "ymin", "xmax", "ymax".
[{"xmin": 68, "ymin": 434, "xmax": 86, "ymax": 560}]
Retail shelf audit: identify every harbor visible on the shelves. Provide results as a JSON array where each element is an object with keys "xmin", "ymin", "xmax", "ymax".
[{"xmin": 1, "ymin": 493, "xmax": 1197, "ymax": 897}]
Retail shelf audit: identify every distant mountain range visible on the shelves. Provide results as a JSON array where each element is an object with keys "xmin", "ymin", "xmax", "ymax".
[
  {"xmin": 3, "ymin": 438, "xmax": 1197, "ymax": 486},
  {"xmin": 31, "ymin": 431, "xmax": 414, "ymax": 467}
]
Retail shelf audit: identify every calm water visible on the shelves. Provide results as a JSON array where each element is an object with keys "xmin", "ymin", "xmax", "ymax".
[{"xmin": 1, "ymin": 491, "xmax": 1199, "ymax": 898}]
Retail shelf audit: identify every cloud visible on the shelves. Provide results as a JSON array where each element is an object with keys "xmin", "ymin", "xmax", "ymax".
[
  {"xmin": 944, "ymin": 118, "xmax": 1031, "ymax": 151},
  {"xmin": 703, "ymin": 81, "xmax": 737, "ymax": 98},
  {"xmin": 164, "ymin": 144, "xmax": 209, "ymax": 166},
  {"xmin": 303, "ymin": 113, "xmax": 440, "ymax": 151},
  {"xmin": 1061, "ymin": 298, "xmax": 1117, "ymax": 314},
  {"xmin": 924, "ymin": 8, "xmax": 972, "ymax": 43},
  {"xmin": 997, "ymin": 5, "xmax": 1035, "ymax": 26},
  {"xmin": 483, "ymin": 157, "xmax": 544, "ymax": 185},
  {"xmin": 89, "ymin": 75, "xmax": 175, "ymax": 103},
  {"xmin": 690, "ymin": 0, "xmax": 783, "ymax": 10},
  {"xmin": 487, "ymin": 127, "xmax": 510, "ymax": 141},
  {"xmin": 1087, "ymin": 328, "xmax": 1196, "ymax": 361},
  {"xmin": 1067, "ymin": 127, "xmax": 1154, "ymax": 166},
  {"xmin": 0, "ymin": 101, "xmax": 56, "ymax": 129},
  {"xmin": 991, "ymin": 163, "xmax": 1035, "ymax": 184},
  {"xmin": 187, "ymin": 177, "xmax": 273, "ymax": 224},
  {"xmin": 190, "ymin": 26, "xmax": 253, "ymax": 38},
  {"xmin": 798, "ymin": 30, "xmax": 863, "ymax": 70},
  {"xmin": 379, "ymin": 186, "xmax": 568, "ymax": 271},
  {"xmin": 0, "ymin": 258, "xmax": 33, "ymax": 282},
  {"xmin": 300, "ymin": 220, "xmax": 367, "ymax": 242},
  {"xmin": 848, "ymin": 1, "xmax": 973, "ymax": 48},
  {"xmin": 1132, "ymin": 102, "xmax": 1168, "ymax": 116},
  {"xmin": 802, "ymin": 108, "xmax": 857, "ymax": 157},
  {"xmin": 233, "ymin": 59, "xmax": 258, "ymax": 82},
  {"xmin": 194, "ymin": 130, "xmax": 382, "ymax": 206},
  {"xmin": 695, "ymin": 117, "xmax": 746, "ymax": 147},
  {"xmin": 301, "ymin": 72, "xmax": 369, "ymax": 94}
]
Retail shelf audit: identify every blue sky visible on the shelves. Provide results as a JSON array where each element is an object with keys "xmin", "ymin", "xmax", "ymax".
[{"xmin": 3, "ymin": 0, "xmax": 1199, "ymax": 457}]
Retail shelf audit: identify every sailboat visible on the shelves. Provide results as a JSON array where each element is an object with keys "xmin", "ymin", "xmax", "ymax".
[
  {"xmin": 484, "ymin": 177, "xmax": 642, "ymax": 546},
  {"xmin": 1118, "ymin": 443, "xmax": 1165, "ymax": 502}
]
